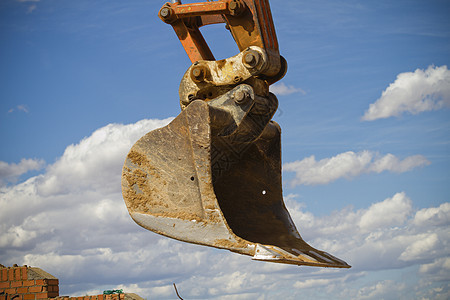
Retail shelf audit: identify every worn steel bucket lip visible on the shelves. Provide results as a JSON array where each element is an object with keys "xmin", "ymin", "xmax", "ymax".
[
  {"xmin": 252, "ymin": 244, "xmax": 350, "ymax": 268},
  {"xmin": 130, "ymin": 211, "xmax": 350, "ymax": 268}
]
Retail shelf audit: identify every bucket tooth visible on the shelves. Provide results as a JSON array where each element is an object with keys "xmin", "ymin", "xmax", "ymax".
[{"xmin": 122, "ymin": 85, "xmax": 350, "ymax": 268}]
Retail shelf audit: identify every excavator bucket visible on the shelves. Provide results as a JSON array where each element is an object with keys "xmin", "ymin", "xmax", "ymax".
[
  {"xmin": 122, "ymin": 84, "xmax": 349, "ymax": 268},
  {"xmin": 122, "ymin": 0, "xmax": 350, "ymax": 268}
]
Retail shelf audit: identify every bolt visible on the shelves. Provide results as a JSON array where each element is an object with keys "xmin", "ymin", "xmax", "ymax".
[
  {"xmin": 245, "ymin": 53, "xmax": 256, "ymax": 65},
  {"xmin": 234, "ymin": 90, "xmax": 248, "ymax": 104},
  {"xmin": 191, "ymin": 65, "xmax": 208, "ymax": 82},
  {"xmin": 228, "ymin": 0, "xmax": 243, "ymax": 16},
  {"xmin": 192, "ymin": 67, "xmax": 203, "ymax": 78},
  {"xmin": 243, "ymin": 50, "xmax": 260, "ymax": 68},
  {"xmin": 160, "ymin": 7, "xmax": 171, "ymax": 19}
]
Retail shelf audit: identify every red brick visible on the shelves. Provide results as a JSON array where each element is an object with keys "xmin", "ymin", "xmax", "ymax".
[
  {"xmin": 24, "ymin": 294, "xmax": 35, "ymax": 300},
  {"xmin": 23, "ymin": 280, "xmax": 35, "ymax": 287},
  {"xmin": 5, "ymin": 288, "xmax": 17, "ymax": 294},
  {"xmin": 29, "ymin": 286, "xmax": 43, "ymax": 293},
  {"xmin": 11, "ymin": 281, "xmax": 23, "ymax": 288},
  {"xmin": 14, "ymin": 269, "xmax": 21, "ymax": 281},
  {"xmin": 35, "ymin": 280, "xmax": 45, "ymax": 285},
  {"xmin": 36, "ymin": 292, "xmax": 49, "ymax": 299},
  {"xmin": 0, "ymin": 281, "xmax": 10, "ymax": 288},
  {"xmin": 21, "ymin": 267, "xmax": 27, "ymax": 280},
  {"xmin": 8, "ymin": 269, "xmax": 14, "ymax": 280},
  {"xmin": 97, "ymin": 295, "xmax": 103, "ymax": 300},
  {"xmin": 1, "ymin": 269, "xmax": 7, "ymax": 281},
  {"xmin": 17, "ymin": 286, "xmax": 29, "ymax": 293},
  {"xmin": 7, "ymin": 296, "xmax": 23, "ymax": 300}
]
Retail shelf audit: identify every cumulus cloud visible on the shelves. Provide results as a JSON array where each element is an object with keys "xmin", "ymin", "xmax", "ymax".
[
  {"xmin": 413, "ymin": 202, "xmax": 450, "ymax": 227},
  {"xmin": 0, "ymin": 119, "xmax": 448, "ymax": 299},
  {"xmin": 362, "ymin": 65, "xmax": 450, "ymax": 121},
  {"xmin": 355, "ymin": 280, "xmax": 407, "ymax": 300},
  {"xmin": 0, "ymin": 158, "xmax": 45, "ymax": 187},
  {"xmin": 0, "ymin": 118, "xmax": 172, "ymax": 247},
  {"xmin": 419, "ymin": 257, "xmax": 450, "ymax": 282},
  {"xmin": 283, "ymin": 151, "xmax": 430, "ymax": 186},
  {"xmin": 284, "ymin": 193, "xmax": 450, "ymax": 299},
  {"xmin": 270, "ymin": 82, "xmax": 306, "ymax": 96},
  {"xmin": 359, "ymin": 192, "xmax": 412, "ymax": 231}
]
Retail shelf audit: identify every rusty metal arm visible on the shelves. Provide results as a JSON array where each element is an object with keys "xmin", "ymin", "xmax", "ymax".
[
  {"xmin": 159, "ymin": 0, "xmax": 243, "ymax": 62},
  {"xmin": 158, "ymin": 0, "xmax": 284, "ymax": 80}
]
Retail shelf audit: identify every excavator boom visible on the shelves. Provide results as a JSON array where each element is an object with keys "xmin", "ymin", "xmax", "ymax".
[{"xmin": 122, "ymin": 0, "xmax": 350, "ymax": 268}]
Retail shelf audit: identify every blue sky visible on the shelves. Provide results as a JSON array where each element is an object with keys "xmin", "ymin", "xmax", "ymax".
[{"xmin": 1, "ymin": 0, "xmax": 449, "ymax": 299}]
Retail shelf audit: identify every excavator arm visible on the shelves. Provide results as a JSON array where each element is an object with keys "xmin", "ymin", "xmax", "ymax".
[{"xmin": 122, "ymin": 0, "xmax": 350, "ymax": 268}]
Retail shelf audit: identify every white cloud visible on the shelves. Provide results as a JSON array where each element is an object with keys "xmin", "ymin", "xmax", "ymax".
[
  {"xmin": 419, "ymin": 257, "xmax": 450, "ymax": 282},
  {"xmin": 36, "ymin": 118, "xmax": 172, "ymax": 196},
  {"xmin": 270, "ymin": 82, "xmax": 306, "ymax": 96},
  {"xmin": 359, "ymin": 192, "xmax": 412, "ymax": 231},
  {"xmin": 7, "ymin": 104, "xmax": 30, "ymax": 114},
  {"xmin": 0, "ymin": 119, "xmax": 448, "ymax": 299},
  {"xmin": 417, "ymin": 257, "xmax": 450, "ymax": 299},
  {"xmin": 0, "ymin": 158, "xmax": 45, "ymax": 187},
  {"xmin": 17, "ymin": 104, "xmax": 29, "ymax": 113},
  {"xmin": 362, "ymin": 65, "xmax": 450, "ymax": 121},
  {"xmin": 0, "ymin": 118, "xmax": 172, "ymax": 247},
  {"xmin": 26, "ymin": 4, "xmax": 37, "ymax": 14},
  {"xmin": 285, "ymin": 192, "xmax": 449, "ymax": 270},
  {"xmin": 355, "ymin": 280, "xmax": 407, "ymax": 300},
  {"xmin": 283, "ymin": 151, "xmax": 430, "ymax": 186},
  {"xmin": 399, "ymin": 233, "xmax": 439, "ymax": 261},
  {"xmin": 293, "ymin": 272, "xmax": 364, "ymax": 290},
  {"xmin": 413, "ymin": 202, "xmax": 450, "ymax": 227},
  {"xmin": 14, "ymin": 0, "xmax": 39, "ymax": 14}
]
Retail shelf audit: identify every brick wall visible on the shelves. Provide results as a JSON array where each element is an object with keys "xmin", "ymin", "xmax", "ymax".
[
  {"xmin": 0, "ymin": 265, "xmax": 59, "ymax": 299},
  {"xmin": 54, "ymin": 295, "xmax": 125, "ymax": 300},
  {"xmin": 0, "ymin": 265, "xmax": 143, "ymax": 300}
]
